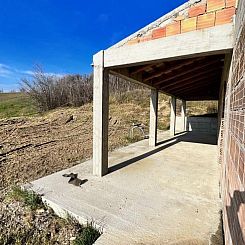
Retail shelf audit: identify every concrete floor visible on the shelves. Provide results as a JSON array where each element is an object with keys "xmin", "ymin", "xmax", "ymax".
[{"xmin": 30, "ymin": 131, "xmax": 221, "ymax": 245}]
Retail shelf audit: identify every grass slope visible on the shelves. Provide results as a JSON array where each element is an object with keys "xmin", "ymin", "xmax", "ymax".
[{"xmin": 0, "ymin": 93, "xmax": 37, "ymax": 119}]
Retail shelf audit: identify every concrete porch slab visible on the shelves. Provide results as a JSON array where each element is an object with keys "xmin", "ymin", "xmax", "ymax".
[{"xmin": 30, "ymin": 131, "xmax": 221, "ymax": 245}]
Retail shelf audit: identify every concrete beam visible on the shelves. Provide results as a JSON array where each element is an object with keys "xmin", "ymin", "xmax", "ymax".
[
  {"xmin": 149, "ymin": 89, "xmax": 158, "ymax": 146},
  {"xmin": 93, "ymin": 51, "xmax": 109, "ymax": 177},
  {"xmin": 181, "ymin": 100, "xmax": 187, "ymax": 132},
  {"xmin": 104, "ymin": 24, "xmax": 234, "ymax": 68},
  {"xmin": 170, "ymin": 97, "xmax": 176, "ymax": 136}
]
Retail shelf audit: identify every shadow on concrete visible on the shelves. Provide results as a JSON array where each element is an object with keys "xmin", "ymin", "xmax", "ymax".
[
  {"xmin": 226, "ymin": 190, "xmax": 245, "ymax": 244},
  {"xmin": 109, "ymin": 132, "xmax": 217, "ymax": 173}
]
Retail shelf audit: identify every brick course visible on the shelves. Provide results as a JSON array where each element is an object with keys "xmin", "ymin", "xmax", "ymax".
[
  {"xmin": 216, "ymin": 7, "xmax": 236, "ymax": 25},
  {"xmin": 188, "ymin": 4, "xmax": 206, "ymax": 17},
  {"xmin": 207, "ymin": 0, "xmax": 226, "ymax": 12},
  {"xmin": 197, "ymin": 12, "xmax": 216, "ymax": 29},
  {"xmin": 166, "ymin": 21, "xmax": 181, "ymax": 36},
  {"xmin": 152, "ymin": 28, "xmax": 166, "ymax": 39},
  {"xmin": 181, "ymin": 17, "xmax": 197, "ymax": 33},
  {"xmin": 221, "ymin": 1, "xmax": 245, "ymax": 243},
  {"xmin": 127, "ymin": 0, "xmax": 237, "ymax": 44},
  {"xmin": 226, "ymin": 0, "xmax": 238, "ymax": 8},
  {"xmin": 126, "ymin": 0, "xmax": 236, "ymax": 45}
]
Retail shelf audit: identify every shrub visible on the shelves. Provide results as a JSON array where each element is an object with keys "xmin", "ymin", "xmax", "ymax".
[
  {"xmin": 21, "ymin": 67, "xmax": 93, "ymax": 111},
  {"xmin": 21, "ymin": 67, "xmax": 149, "ymax": 112}
]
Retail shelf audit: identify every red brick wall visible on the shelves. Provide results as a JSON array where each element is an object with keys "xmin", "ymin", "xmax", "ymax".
[
  {"xmin": 126, "ymin": 0, "xmax": 237, "ymax": 46},
  {"xmin": 222, "ymin": 0, "xmax": 245, "ymax": 244}
]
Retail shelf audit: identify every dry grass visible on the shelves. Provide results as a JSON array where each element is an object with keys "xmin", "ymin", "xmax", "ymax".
[
  {"xmin": 0, "ymin": 99, "xmax": 154, "ymax": 192},
  {"xmin": 0, "ymin": 91, "xmax": 219, "ymax": 244}
]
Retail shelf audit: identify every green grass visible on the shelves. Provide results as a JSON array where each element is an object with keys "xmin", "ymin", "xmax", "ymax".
[
  {"xmin": 7, "ymin": 186, "xmax": 43, "ymax": 210},
  {"xmin": 73, "ymin": 222, "xmax": 102, "ymax": 245},
  {"xmin": 0, "ymin": 92, "xmax": 37, "ymax": 119}
]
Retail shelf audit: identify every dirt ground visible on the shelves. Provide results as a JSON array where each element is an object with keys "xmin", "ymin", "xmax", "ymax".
[{"xmin": 0, "ymin": 101, "xmax": 170, "ymax": 196}]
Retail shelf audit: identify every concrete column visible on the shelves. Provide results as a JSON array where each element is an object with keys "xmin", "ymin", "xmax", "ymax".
[
  {"xmin": 181, "ymin": 100, "xmax": 187, "ymax": 132},
  {"xmin": 149, "ymin": 89, "xmax": 158, "ymax": 147},
  {"xmin": 93, "ymin": 51, "xmax": 109, "ymax": 177},
  {"xmin": 170, "ymin": 96, "xmax": 176, "ymax": 136}
]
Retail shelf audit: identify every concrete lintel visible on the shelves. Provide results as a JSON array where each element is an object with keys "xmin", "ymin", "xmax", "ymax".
[
  {"xmin": 93, "ymin": 50, "xmax": 109, "ymax": 177},
  {"xmin": 170, "ymin": 96, "xmax": 176, "ymax": 136},
  {"xmin": 149, "ymin": 89, "xmax": 158, "ymax": 147},
  {"xmin": 104, "ymin": 24, "xmax": 234, "ymax": 68}
]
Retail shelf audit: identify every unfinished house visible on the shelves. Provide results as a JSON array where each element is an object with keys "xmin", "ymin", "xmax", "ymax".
[{"xmin": 31, "ymin": 0, "xmax": 244, "ymax": 244}]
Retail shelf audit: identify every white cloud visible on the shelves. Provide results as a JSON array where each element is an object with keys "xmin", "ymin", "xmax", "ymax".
[
  {"xmin": 0, "ymin": 64, "xmax": 13, "ymax": 78},
  {"xmin": 0, "ymin": 63, "xmax": 65, "ymax": 79},
  {"xmin": 21, "ymin": 70, "xmax": 65, "ymax": 78}
]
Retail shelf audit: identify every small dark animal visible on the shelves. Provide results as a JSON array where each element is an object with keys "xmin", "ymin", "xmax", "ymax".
[{"xmin": 62, "ymin": 173, "xmax": 88, "ymax": 187}]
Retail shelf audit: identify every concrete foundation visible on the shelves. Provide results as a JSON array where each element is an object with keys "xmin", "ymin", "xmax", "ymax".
[{"xmin": 30, "ymin": 131, "xmax": 221, "ymax": 245}]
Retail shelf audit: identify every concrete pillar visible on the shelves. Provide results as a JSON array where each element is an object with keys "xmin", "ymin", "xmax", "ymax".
[
  {"xmin": 170, "ymin": 96, "xmax": 176, "ymax": 136},
  {"xmin": 93, "ymin": 51, "xmax": 109, "ymax": 177},
  {"xmin": 181, "ymin": 100, "xmax": 187, "ymax": 132},
  {"xmin": 149, "ymin": 89, "xmax": 158, "ymax": 147}
]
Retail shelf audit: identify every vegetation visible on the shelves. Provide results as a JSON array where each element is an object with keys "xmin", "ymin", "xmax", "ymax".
[
  {"xmin": 73, "ymin": 222, "xmax": 101, "ymax": 245},
  {"xmin": 22, "ymin": 67, "xmax": 93, "ymax": 111},
  {"xmin": 0, "ymin": 93, "xmax": 37, "ymax": 119},
  {"xmin": 21, "ymin": 67, "xmax": 147, "ymax": 112},
  {"xmin": 0, "ymin": 71, "xmax": 219, "ymax": 245},
  {"xmin": 1, "ymin": 186, "xmax": 101, "ymax": 245},
  {"xmin": 7, "ymin": 186, "xmax": 43, "ymax": 210}
]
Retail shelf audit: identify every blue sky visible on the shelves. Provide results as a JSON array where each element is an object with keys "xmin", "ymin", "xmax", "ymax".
[{"xmin": 0, "ymin": 0, "xmax": 187, "ymax": 91}]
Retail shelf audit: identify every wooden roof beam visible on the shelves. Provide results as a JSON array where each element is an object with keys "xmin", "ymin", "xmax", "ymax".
[
  {"xmin": 159, "ymin": 66, "xmax": 222, "ymax": 90},
  {"xmin": 143, "ymin": 57, "xmax": 205, "ymax": 82},
  {"xmin": 166, "ymin": 73, "xmax": 221, "ymax": 93},
  {"xmin": 173, "ymin": 79, "xmax": 218, "ymax": 95},
  {"xmin": 153, "ymin": 59, "xmax": 223, "ymax": 86},
  {"xmin": 130, "ymin": 63, "xmax": 158, "ymax": 75}
]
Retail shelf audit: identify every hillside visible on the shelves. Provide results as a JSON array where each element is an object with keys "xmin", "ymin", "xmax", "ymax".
[
  {"xmin": 0, "ymin": 93, "xmax": 37, "ymax": 118},
  {"xmin": 0, "ymin": 91, "xmax": 218, "ymax": 193}
]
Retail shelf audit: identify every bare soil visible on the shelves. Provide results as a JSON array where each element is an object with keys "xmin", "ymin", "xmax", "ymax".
[{"xmin": 1, "ymin": 101, "xmax": 167, "ymax": 195}]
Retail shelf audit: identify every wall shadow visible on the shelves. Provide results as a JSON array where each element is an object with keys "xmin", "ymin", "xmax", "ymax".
[
  {"xmin": 109, "ymin": 131, "xmax": 217, "ymax": 173},
  {"xmin": 226, "ymin": 190, "xmax": 245, "ymax": 244}
]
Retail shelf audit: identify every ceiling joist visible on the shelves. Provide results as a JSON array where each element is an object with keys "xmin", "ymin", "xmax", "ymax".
[{"xmin": 153, "ymin": 59, "xmax": 223, "ymax": 86}]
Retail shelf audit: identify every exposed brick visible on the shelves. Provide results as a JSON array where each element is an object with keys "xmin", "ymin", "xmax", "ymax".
[
  {"xmin": 127, "ymin": 38, "xmax": 139, "ymax": 45},
  {"xmin": 140, "ymin": 35, "xmax": 152, "ymax": 42},
  {"xmin": 197, "ymin": 12, "xmax": 216, "ymax": 29},
  {"xmin": 188, "ymin": 4, "xmax": 207, "ymax": 18},
  {"xmin": 152, "ymin": 27, "xmax": 166, "ymax": 39},
  {"xmin": 226, "ymin": 0, "xmax": 238, "ymax": 8},
  {"xmin": 174, "ymin": 15, "xmax": 185, "ymax": 21},
  {"xmin": 207, "ymin": 0, "xmax": 225, "ymax": 12},
  {"xmin": 181, "ymin": 17, "xmax": 197, "ymax": 33},
  {"xmin": 166, "ymin": 22, "xmax": 181, "ymax": 36},
  {"xmin": 216, "ymin": 7, "xmax": 236, "ymax": 25}
]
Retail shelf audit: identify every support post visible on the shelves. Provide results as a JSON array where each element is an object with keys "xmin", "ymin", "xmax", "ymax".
[
  {"xmin": 149, "ymin": 89, "xmax": 158, "ymax": 147},
  {"xmin": 181, "ymin": 100, "xmax": 187, "ymax": 132},
  {"xmin": 93, "ymin": 51, "xmax": 109, "ymax": 177},
  {"xmin": 170, "ymin": 96, "xmax": 176, "ymax": 136}
]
